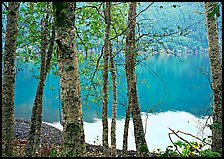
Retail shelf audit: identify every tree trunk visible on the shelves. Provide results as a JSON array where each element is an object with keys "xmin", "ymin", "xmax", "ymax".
[
  {"xmin": 102, "ymin": 2, "xmax": 111, "ymax": 157},
  {"xmin": 2, "ymin": 2, "xmax": 20, "ymax": 157},
  {"xmin": 25, "ymin": 15, "xmax": 55, "ymax": 157},
  {"xmin": 122, "ymin": 98, "xmax": 131, "ymax": 156},
  {"xmin": 125, "ymin": 2, "xmax": 149, "ymax": 156},
  {"xmin": 109, "ymin": 42, "xmax": 117, "ymax": 156},
  {"xmin": 204, "ymin": 2, "xmax": 222, "ymax": 153},
  {"xmin": 54, "ymin": 2, "xmax": 86, "ymax": 157}
]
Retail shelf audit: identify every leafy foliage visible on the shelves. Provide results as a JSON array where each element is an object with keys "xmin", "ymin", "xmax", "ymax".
[
  {"xmin": 1, "ymin": 2, "xmax": 223, "ymax": 157},
  {"xmin": 207, "ymin": 3, "xmax": 221, "ymax": 18},
  {"xmin": 161, "ymin": 140, "xmax": 221, "ymax": 157}
]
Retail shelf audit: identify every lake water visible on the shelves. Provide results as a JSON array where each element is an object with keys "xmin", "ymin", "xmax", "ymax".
[
  {"xmin": 14, "ymin": 53, "xmax": 213, "ymax": 150},
  {"xmin": 43, "ymin": 111, "xmax": 212, "ymax": 151}
]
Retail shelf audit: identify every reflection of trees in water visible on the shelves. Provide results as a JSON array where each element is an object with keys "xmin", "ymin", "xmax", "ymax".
[{"xmin": 14, "ymin": 54, "xmax": 212, "ymax": 122}]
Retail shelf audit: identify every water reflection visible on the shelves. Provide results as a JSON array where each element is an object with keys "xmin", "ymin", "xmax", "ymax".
[
  {"xmin": 14, "ymin": 54, "xmax": 212, "ymax": 123},
  {"xmin": 44, "ymin": 111, "xmax": 212, "ymax": 151}
]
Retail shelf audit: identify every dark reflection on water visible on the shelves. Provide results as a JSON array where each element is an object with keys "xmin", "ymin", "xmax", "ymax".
[{"xmin": 14, "ymin": 54, "xmax": 212, "ymax": 123}]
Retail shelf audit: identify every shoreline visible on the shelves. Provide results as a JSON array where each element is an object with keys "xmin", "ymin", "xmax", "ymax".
[
  {"xmin": 15, "ymin": 118, "xmax": 63, "ymax": 145},
  {"xmin": 14, "ymin": 118, "xmax": 149, "ymax": 157},
  {"xmin": 15, "ymin": 111, "xmax": 212, "ymax": 151}
]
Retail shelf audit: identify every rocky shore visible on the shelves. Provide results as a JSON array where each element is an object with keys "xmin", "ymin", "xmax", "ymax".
[
  {"xmin": 15, "ymin": 118, "xmax": 63, "ymax": 145},
  {"xmin": 14, "ymin": 118, "xmax": 158, "ymax": 157}
]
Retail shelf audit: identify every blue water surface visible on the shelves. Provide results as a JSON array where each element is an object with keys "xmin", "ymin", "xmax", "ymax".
[{"xmin": 14, "ymin": 53, "xmax": 213, "ymax": 123}]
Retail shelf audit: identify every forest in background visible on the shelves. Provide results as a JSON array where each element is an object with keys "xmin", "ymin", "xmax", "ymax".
[{"xmin": 2, "ymin": 2, "xmax": 222, "ymax": 157}]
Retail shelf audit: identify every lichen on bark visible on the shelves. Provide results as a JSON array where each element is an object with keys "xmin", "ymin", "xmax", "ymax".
[
  {"xmin": 102, "ymin": 2, "xmax": 111, "ymax": 157},
  {"xmin": 2, "ymin": 2, "xmax": 20, "ymax": 157},
  {"xmin": 124, "ymin": 2, "xmax": 149, "ymax": 157},
  {"xmin": 204, "ymin": 2, "xmax": 222, "ymax": 153},
  {"xmin": 54, "ymin": 2, "xmax": 86, "ymax": 157}
]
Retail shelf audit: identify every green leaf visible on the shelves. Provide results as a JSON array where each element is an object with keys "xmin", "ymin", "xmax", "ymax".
[
  {"xmin": 153, "ymin": 33, "xmax": 158, "ymax": 37},
  {"xmin": 148, "ymin": 108, "xmax": 153, "ymax": 113},
  {"xmin": 3, "ymin": 10, "xmax": 9, "ymax": 15},
  {"xmin": 208, "ymin": 10, "xmax": 216, "ymax": 18},
  {"xmin": 208, "ymin": 3, "xmax": 219, "ymax": 18}
]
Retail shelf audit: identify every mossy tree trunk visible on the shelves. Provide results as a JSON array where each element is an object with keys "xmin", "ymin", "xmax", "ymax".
[
  {"xmin": 204, "ymin": 2, "xmax": 222, "ymax": 153},
  {"xmin": 2, "ymin": 2, "xmax": 20, "ymax": 157},
  {"xmin": 109, "ymin": 42, "xmax": 117, "ymax": 156},
  {"xmin": 102, "ymin": 2, "xmax": 111, "ymax": 157},
  {"xmin": 54, "ymin": 2, "xmax": 86, "ymax": 157},
  {"xmin": 125, "ymin": 2, "xmax": 149, "ymax": 156},
  {"xmin": 25, "ymin": 11, "xmax": 55, "ymax": 157}
]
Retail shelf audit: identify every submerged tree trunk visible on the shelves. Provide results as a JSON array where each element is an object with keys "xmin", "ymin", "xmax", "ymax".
[
  {"xmin": 109, "ymin": 42, "xmax": 117, "ymax": 156},
  {"xmin": 102, "ymin": 2, "xmax": 111, "ymax": 157},
  {"xmin": 2, "ymin": 2, "xmax": 20, "ymax": 157},
  {"xmin": 25, "ymin": 13, "xmax": 55, "ymax": 157},
  {"xmin": 125, "ymin": 2, "xmax": 149, "ymax": 156},
  {"xmin": 54, "ymin": 2, "xmax": 86, "ymax": 156},
  {"xmin": 204, "ymin": 2, "xmax": 222, "ymax": 153}
]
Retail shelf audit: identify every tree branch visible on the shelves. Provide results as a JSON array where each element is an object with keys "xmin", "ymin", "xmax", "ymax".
[
  {"xmin": 168, "ymin": 131, "xmax": 182, "ymax": 155},
  {"xmin": 74, "ymin": 25, "xmax": 88, "ymax": 61},
  {"xmin": 2, "ymin": 2, "xmax": 9, "ymax": 10},
  {"xmin": 109, "ymin": 2, "xmax": 154, "ymax": 41},
  {"xmin": 85, "ymin": 3, "xmax": 105, "ymax": 21},
  {"xmin": 168, "ymin": 128, "xmax": 201, "ymax": 153},
  {"xmin": 81, "ymin": 44, "xmax": 105, "ymax": 87}
]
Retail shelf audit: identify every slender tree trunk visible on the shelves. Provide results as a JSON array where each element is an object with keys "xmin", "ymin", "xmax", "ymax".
[
  {"xmin": 2, "ymin": 2, "xmax": 20, "ymax": 157},
  {"xmin": 123, "ymin": 71, "xmax": 132, "ymax": 156},
  {"xmin": 102, "ymin": 2, "xmax": 111, "ymax": 157},
  {"xmin": 25, "ymin": 14, "xmax": 47, "ymax": 158},
  {"xmin": 54, "ymin": 2, "xmax": 86, "ymax": 156},
  {"xmin": 125, "ymin": 2, "xmax": 149, "ymax": 156},
  {"xmin": 122, "ymin": 98, "xmax": 131, "ymax": 156},
  {"xmin": 109, "ymin": 42, "xmax": 117, "ymax": 156},
  {"xmin": 25, "ymin": 14, "xmax": 55, "ymax": 157},
  {"xmin": 204, "ymin": 2, "xmax": 222, "ymax": 153}
]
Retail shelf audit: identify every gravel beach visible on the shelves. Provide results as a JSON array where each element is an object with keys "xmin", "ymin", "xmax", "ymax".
[
  {"xmin": 14, "ymin": 118, "xmax": 134, "ymax": 157},
  {"xmin": 15, "ymin": 118, "xmax": 63, "ymax": 145},
  {"xmin": 14, "ymin": 118, "xmax": 158, "ymax": 157}
]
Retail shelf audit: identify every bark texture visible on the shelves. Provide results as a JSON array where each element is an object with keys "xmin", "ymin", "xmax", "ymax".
[
  {"xmin": 102, "ymin": 2, "xmax": 111, "ymax": 157},
  {"xmin": 109, "ymin": 42, "xmax": 117, "ymax": 156},
  {"xmin": 54, "ymin": 2, "xmax": 86, "ymax": 157},
  {"xmin": 125, "ymin": 2, "xmax": 149, "ymax": 156},
  {"xmin": 2, "ymin": 2, "xmax": 20, "ymax": 157},
  {"xmin": 25, "ymin": 14, "xmax": 55, "ymax": 157},
  {"xmin": 204, "ymin": 2, "xmax": 222, "ymax": 153},
  {"xmin": 122, "ymin": 96, "xmax": 131, "ymax": 156}
]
